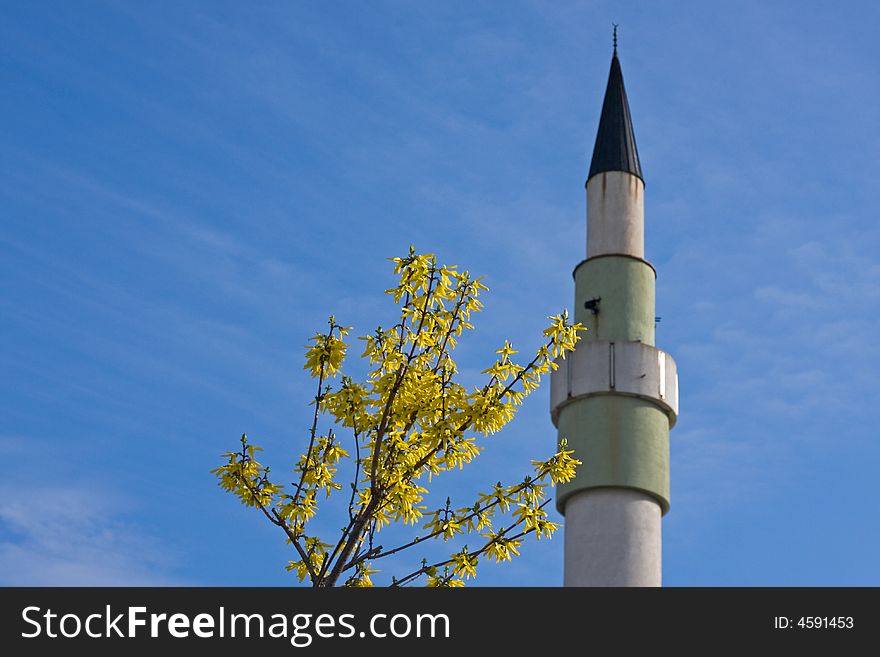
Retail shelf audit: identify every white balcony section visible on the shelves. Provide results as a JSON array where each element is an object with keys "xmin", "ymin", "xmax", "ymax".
[{"xmin": 550, "ymin": 340, "xmax": 678, "ymax": 427}]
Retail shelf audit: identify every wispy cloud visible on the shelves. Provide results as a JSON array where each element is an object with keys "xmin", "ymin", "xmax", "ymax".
[{"xmin": 0, "ymin": 484, "xmax": 180, "ymax": 586}]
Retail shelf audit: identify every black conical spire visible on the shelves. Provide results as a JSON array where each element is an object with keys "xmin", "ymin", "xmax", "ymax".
[{"xmin": 587, "ymin": 36, "xmax": 643, "ymax": 184}]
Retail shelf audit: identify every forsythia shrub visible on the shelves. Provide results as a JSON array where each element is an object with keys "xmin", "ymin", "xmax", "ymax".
[{"xmin": 213, "ymin": 248, "xmax": 583, "ymax": 586}]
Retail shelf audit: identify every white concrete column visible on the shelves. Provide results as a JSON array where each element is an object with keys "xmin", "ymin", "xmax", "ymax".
[
  {"xmin": 563, "ymin": 488, "xmax": 661, "ymax": 586},
  {"xmin": 586, "ymin": 171, "xmax": 644, "ymax": 258}
]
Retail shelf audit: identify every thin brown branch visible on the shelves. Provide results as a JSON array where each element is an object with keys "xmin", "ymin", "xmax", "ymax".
[
  {"xmin": 391, "ymin": 500, "xmax": 548, "ymax": 588},
  {"xmin": 291, "ymin": 354, "xmax": 327, "ymax": 507},
  {"xmin": 345, "ymin": 475, "xmax": 545, "ymax": 571},
  {"xmin": 234, "ymin": 473, "xmax": 319, "ymax": 585},
  {"xmin": 430, "ymin": 283, "xmax": 468, "ymax": 375}
]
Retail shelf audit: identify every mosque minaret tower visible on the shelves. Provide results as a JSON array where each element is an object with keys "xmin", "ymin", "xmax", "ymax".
[{"xmin": 550, "ymin": 33, "xmax": 680, "ymax": 586}]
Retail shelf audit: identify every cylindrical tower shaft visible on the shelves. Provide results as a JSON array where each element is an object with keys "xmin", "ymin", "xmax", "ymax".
[{"xmin": 563, "ymin": 488, "xmax": 661, "ymax": 586}]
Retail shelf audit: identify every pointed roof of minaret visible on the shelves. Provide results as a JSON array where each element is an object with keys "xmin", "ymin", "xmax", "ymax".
[{"xmin": 587, "ymin": 36, "xmax": 643, "ymax": 184}]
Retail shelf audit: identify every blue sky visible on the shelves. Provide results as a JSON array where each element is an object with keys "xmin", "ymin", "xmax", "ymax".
[{"xmin": 2, "ymin": 1, "xmax": 879, "ymax": 586}]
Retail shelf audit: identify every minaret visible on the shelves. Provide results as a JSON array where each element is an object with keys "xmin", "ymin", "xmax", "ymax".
[{"xmin": 550, "ymin": 35, "xmax": 679, "ymax": 586}]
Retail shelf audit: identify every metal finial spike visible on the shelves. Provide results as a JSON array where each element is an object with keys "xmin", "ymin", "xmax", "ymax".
[{"xmin": 612, "ymin": 23, "xmax": 618, "ymax": 55}]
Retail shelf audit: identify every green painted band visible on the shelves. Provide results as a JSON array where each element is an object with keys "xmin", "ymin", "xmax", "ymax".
[
  {"xmin": 574, "ymin": 256, "xmax": 656, "ymax": 345},
  {"xmin": 556, "ymin": 394, "xmax": 670, "ymax": 514}
]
